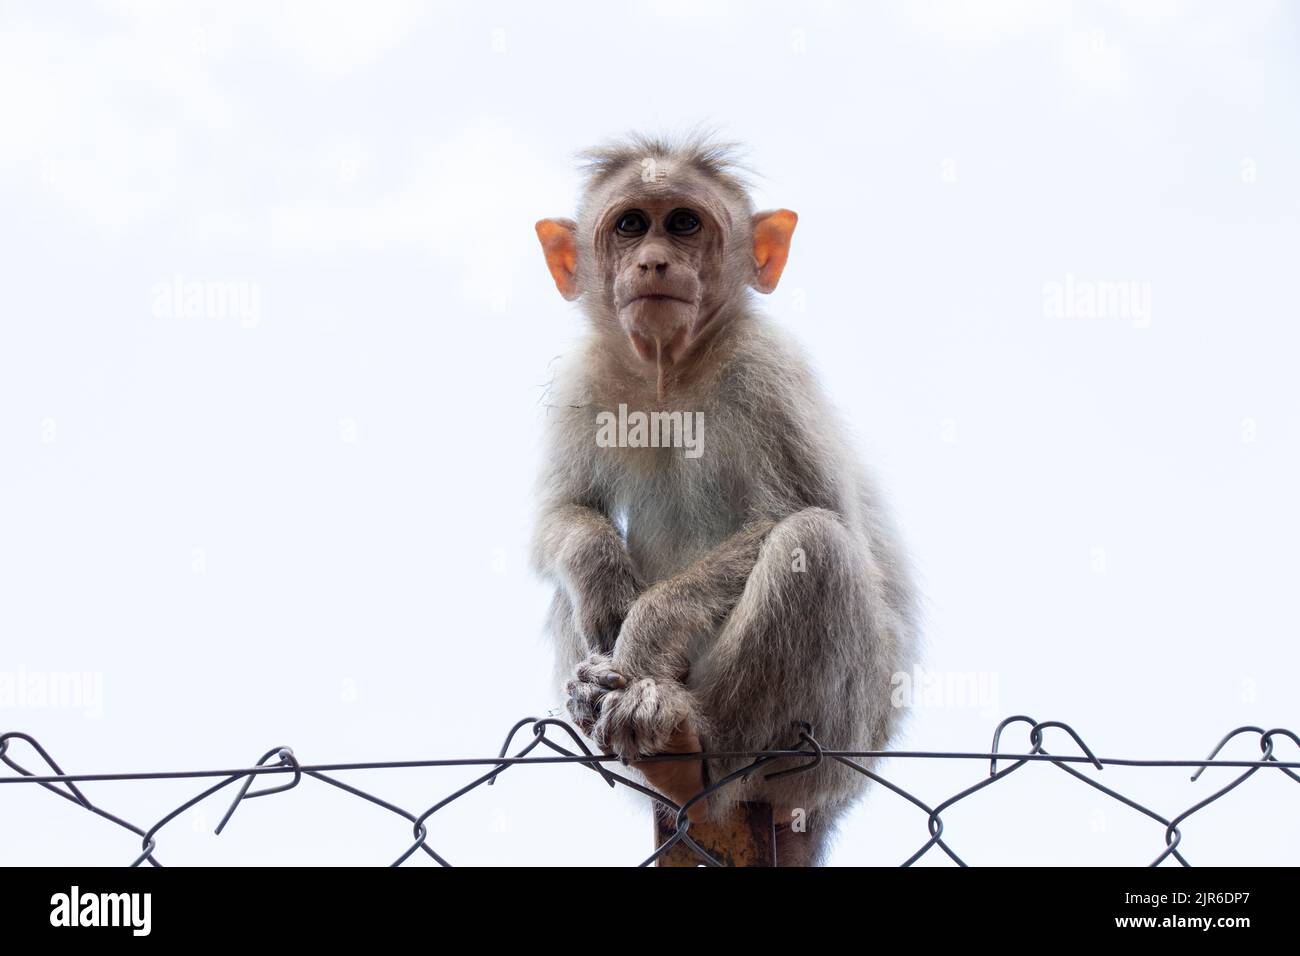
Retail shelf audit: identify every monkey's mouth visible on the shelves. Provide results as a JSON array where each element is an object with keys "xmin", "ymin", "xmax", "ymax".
[{"xmin": 627, "ymin": 293, "xmax": 692, "ymax": 305}]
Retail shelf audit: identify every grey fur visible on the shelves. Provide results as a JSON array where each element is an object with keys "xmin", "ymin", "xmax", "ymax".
[{"xmin": 533, "ymin": 134, "xmax": 919, "ymax": 864}]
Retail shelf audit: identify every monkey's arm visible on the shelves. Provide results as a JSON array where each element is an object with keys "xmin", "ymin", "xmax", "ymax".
[
  {"xmin": 534, "ymin": 502, "xmax": 643, "ymax": 654},
  {"xmin": 578, "ymin": 521, "xmax": 785, "ymax": 810},
  {"xmin": 611, "ymin": 399, "xmax": 854, "ymax": 685},
  {"xmin": 532, "ymin": 388, "xmax": 645, "ymax": 654},
  {"xmin": 611, "ymin": 519, "xmax": 776, "ymax": 679}
]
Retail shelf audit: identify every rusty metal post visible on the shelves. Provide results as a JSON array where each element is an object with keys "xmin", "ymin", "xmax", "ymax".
[{"xmin": 653, "ymin": 802, "xmax": 775, "ymax": 866}]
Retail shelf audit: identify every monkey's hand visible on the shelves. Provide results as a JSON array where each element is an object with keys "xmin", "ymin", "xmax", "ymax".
[{"xmin": 564, "ymin": 652, "xmax": 622, "ymax": 737}]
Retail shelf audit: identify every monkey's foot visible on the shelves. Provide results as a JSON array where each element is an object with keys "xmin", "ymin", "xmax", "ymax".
[
  {"xmin": 566, "ymin": 659, "xmax": 706, "ymax": 810},
  {"xmin": 633, "ymin": 721, "xmax": 706, "ymax": 815},
  {"xmin": 593, "ymin": 676, "xmax": 697, "ymax": 766}
]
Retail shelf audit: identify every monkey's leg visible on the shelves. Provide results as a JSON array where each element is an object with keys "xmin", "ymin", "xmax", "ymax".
[
  {"xmin": 691, "ymin": 507, "xmax": 900, "ymax": 865},
  {"xmin": 607, "ymin": 520, "xmax": 775, "ymax": 680},
  {"xmin": 773, "ymin": 808, "xmax": 832, "ymax": 867},
  {"xmin": 570, "ymin": 522, "xmax": 774, "ymax": 793}
]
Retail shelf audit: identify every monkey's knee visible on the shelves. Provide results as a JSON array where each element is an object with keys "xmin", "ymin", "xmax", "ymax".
[
  {"xmin": 766, "ymin": 506, "xmax": 855, "ymax": 563},
  {"xmin": 757, "ymin": 507, "xmax": 865, "ymax": 606}
]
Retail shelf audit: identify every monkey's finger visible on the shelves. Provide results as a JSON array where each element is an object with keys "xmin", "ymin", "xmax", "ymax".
[
  {"xmin": 574, "ymin": 653, "xmax": 613, "ymax": 682},
  {"xmin": 566, "ymin": 678, "xmax": 611, "ymax": 707},
  {"xmin": 591, "ymin": 702, "xmax": 632, "ymax": 759},
  {"xmin": 565, "ymin": 677, "xmax": 589, "ymax": 699},
  {"xmin": 575, "ymin": 654, "xmax": 628, "ymax": 690},
  {"xmin": 565, "ymin": 697, "xmax": 594, "ymax": 733}
]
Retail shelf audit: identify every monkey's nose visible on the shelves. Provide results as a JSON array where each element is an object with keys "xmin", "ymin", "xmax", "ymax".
[{"xmin": 638, "ymin": 259, "xmax": 669, "ymax": 274}]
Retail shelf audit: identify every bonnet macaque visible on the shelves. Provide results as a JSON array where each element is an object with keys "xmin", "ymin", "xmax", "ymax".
[{"xmin": 532, "ymin": 134, "xmax": 918, "ymax": 865}]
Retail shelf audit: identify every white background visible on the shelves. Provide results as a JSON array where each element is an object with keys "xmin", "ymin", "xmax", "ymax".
[{"xmin": 1, "ymin": 0, "xmax": 1297, "ymax": 866}]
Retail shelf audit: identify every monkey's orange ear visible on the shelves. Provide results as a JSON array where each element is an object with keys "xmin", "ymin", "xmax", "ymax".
[
  {"xmin": 535, "ymin": 218, "xmax": 580, "ymax": 301},
  {"xmin": 751, "ymin": 209, "xmax": 798, "ymax": 294}
]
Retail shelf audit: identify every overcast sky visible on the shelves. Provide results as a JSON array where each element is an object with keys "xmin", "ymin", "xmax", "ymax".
[{"xmin": 1, "ymin": 0, "xmax": 1297, "ymax": 866}]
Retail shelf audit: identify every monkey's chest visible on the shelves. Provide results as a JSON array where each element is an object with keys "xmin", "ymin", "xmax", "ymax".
[{"xmin": 608, "ymin": 452, "xmax": 740, "ymax": 583}]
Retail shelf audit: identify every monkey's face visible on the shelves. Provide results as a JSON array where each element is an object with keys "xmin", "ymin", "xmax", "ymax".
[
  {"xmin": 601, "ymin": 197, "xmax": 719, "ymax": 368},
  {"xmin": 535, "ymin": 158, "xmax": 798, "ymax": 387}
]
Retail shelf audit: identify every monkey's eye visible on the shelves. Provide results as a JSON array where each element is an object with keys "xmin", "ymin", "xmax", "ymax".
[
  {"xmin": 666, "ymin": 209, "xmax": 701, "ymax": 236},
  {"xmin": 615, "ymin": 211, "xmax": 649, "ymax": 237}
]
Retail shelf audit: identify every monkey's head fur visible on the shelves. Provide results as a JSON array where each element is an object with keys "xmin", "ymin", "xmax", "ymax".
[{"xmin": 536, "ymin": 132, "xmax": 797, "ymax": 400}]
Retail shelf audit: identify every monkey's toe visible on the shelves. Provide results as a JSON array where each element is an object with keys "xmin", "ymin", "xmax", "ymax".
[{"xmin": 592, "ymin": 677, "xmax": 696, "ymax": 762}]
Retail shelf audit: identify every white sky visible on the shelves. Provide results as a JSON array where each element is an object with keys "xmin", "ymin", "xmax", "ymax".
[{"xmin": 1, "ymin": 0, "xmax": 1297, "ymax": 866}]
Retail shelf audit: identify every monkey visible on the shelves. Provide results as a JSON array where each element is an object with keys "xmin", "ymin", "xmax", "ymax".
[{"xmin": 531, "ymin": 132, "xmax": 919, "ymax": 866}]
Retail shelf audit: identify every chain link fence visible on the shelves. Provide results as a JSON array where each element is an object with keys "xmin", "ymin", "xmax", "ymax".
[{"xmin": 2, "ymin": 716, "xmax": 1297, "ymax": 866}]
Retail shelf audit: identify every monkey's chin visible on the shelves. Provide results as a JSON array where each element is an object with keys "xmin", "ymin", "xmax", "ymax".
[
  {"xmin": 620, "ymin": 300, "xmax": 694, "ymax": 365},
  {"xmin": 625, "ymin": 324, "xmax": 690, "ymax": 366}
]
